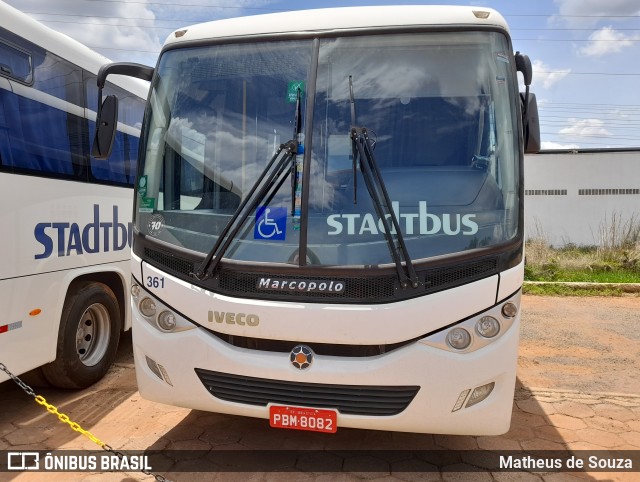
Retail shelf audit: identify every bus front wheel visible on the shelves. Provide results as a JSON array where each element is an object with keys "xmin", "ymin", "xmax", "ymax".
[{"xmin": 42, "ymin": 281, "xmax": 121, "ymax": 389}]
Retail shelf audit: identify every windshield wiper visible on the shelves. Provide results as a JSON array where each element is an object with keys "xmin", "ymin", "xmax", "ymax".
[
  {"xmin": 192, "ymin": 140, "xmax": 298, "ymax": 281},
  {"xmin": 348, "ymin": 76, "xmax": 419, "ymax": 289},
  {"xmin": 192, "ymin": 89, "xmax": 303, "ymax": 281}
]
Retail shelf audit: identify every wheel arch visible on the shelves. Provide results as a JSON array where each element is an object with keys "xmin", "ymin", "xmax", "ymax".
[
  {"xmin": 42, "ymin": 272, "xmax": 127, "ymax": 388},
  {"xmin": 63, "ymin": 269, "xmax": 131, "ymax": 333}
]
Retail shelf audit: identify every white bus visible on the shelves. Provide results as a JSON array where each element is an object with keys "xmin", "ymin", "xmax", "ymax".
[
  {"xmin": 94, "ymin": 6, "xmax": 539, "ymax": 434},
  {"xmin": 0, "ymin": 2, "xmax": 148, "ymax": 388}
]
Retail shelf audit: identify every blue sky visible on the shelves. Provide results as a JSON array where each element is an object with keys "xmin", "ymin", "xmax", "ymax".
[{"xmin": 8, "ymin": 0, "xmax": 640, "ymax": 149}]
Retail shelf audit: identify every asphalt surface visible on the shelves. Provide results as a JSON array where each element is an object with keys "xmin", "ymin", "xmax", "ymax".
[{"xmin": 1, "ymin": 294, "xmax": 639, "ymax": 482}]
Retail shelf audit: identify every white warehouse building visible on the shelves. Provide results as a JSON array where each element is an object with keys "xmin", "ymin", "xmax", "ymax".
[{"xmin": 524, "ymin": 149, "xmax": 640, "ymax": 247}]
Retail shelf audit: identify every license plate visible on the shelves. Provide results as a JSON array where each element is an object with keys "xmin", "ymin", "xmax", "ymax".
[{"xmin": 269, "ymin": 405, "xmax": 337, "ymax": 433}]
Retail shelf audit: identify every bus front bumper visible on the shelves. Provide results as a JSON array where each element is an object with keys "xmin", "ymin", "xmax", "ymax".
[{"xmin": 132, "ymin": 304, "xmax": 519, "ymax": 436}]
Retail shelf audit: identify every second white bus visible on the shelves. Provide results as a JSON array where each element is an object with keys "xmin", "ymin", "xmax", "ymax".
[{"xmin": 0, "ymin": 2, "xmax": 148, "ymax": 388}]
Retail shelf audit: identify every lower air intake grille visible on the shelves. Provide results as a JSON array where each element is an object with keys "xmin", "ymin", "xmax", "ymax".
[
  {"xmin": 195, "ymin": 369, "xmax": 419, "ymax": 416},
  {"xmin": 144, "ymin": 247, "xmax": 194, "ymax": 276}
]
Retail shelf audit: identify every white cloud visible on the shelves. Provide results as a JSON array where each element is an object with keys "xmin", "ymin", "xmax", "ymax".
[
  {"xmin": 554, "ymin": 0, "xmax": 640, "ymax": 17},
  {"xmin": 7, "ymin": 0, "xmax": 163, "ymax": 65},
  {"xmin": 578, "ymin": 26, "xmax": 639, "ymax": 57},
  {"xmin": 559, "ymin": 118, "xmax": 613, "ymax": 139},
  {"xmin": 553, "ymin": 0, "xmax": 640, "ymax": 27},
  {"xmin": 532, "ymin": 60, "xmax": 571, "ymax": 89},
  {"xmin": 541, "ymin": 141, "xmax": 580, "ymax": 150},
  {"xmin": 5, "ymin": 0, "xmax": 272, "ymax": 65}
]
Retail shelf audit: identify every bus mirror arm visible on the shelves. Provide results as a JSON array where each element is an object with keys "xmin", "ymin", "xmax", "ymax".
[
  {"xmin": 514, "ymin": 52, "xmax": 532, "ymax": 126},
  {"xmin": 96, "ymin": 62, "xmax": 154, "ymax": 89},
  {"xmin": 92, "ymin": 62, "xmax": 154, "ymax": 160},
  {"xmin": 514, "ymin": 52, "xmax": 532, "ymax": 87}
]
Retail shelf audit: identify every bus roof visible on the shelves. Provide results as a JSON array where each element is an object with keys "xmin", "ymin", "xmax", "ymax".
[
  {"xmin": 0, "ymin": 1, "xmax": 148, "ymax": 98},
  {"xmin": 163, "ymin": 6, "xmax": 509, "ymax": 49}
]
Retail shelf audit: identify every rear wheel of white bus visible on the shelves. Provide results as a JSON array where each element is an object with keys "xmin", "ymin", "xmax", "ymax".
[{"xmin": 42, "ymin": 281, "xmax": 121, "ymax": 389}]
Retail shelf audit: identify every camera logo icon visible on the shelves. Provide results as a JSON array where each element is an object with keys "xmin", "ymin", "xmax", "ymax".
[{"xmin": 7, "ymin": 452, "xmax": 40, "ymax": 470}]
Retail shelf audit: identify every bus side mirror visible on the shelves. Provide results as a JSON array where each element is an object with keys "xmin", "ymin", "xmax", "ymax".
[
  {"xmin": 92, "ymin": 95, "xmax": 118, "ymax": 160},
  {"xmin": 515, "ymin": 52, "xmax": 539, "ymax": 153},
  {"xmin": 521, "ymin": 92, "xmax": 540, "ymax": 153},
  {"xmin": 91, "ymin": 62, "xmax": 153, "ymax": 160}
]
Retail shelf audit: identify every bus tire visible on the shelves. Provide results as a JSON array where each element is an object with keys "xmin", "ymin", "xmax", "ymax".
[{"xmin": 42, "ymin": 281, "xmax": 121, "ymax": 389}]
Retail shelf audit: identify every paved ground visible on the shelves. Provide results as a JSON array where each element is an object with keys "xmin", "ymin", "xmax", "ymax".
[{"xmin": 0, "ymin": 295, "xmax": 639, "ymax": 482}]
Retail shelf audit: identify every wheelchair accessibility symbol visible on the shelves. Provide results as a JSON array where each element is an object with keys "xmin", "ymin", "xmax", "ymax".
[{"xmin": 254, "ymin": 206, "xmax": 287, "ymax": 241}]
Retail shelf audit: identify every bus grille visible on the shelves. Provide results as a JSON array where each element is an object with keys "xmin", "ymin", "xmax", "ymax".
[
  {"xmin": 194, "ymin": 369, "xmax": 420, "ymax": 416},
  {"xmin": 424, "ymin": 258, "xmax": 497, "ymax": 290},
  {"xmin": 217, "ymin": 270, "xmax": 396, "ymax": 301},
  {"xmin": 144, "ymin": 247, "xmax": 194, "ymax": 276},
  {"xmin": 142, "ymin": 246, "xmax": 498, "ymax": 303}
]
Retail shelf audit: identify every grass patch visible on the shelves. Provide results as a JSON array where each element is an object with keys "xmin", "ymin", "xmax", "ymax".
[
  {"xmin": 524, "ymin": 259, "xmax": 640, "ymax": 283},
  {"xmin": 523, "ymin": 283, "xmax": 626, "ymax": 297},
  {"xmin": 524, "ymin": 243, "xmax": 640, "ymax": 283},
  {"xmin": 525, "ymin": 213, "xmax": 640, "ymax": 289}
]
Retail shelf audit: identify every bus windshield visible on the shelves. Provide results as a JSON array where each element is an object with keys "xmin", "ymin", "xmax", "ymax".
[{"xmin": 136, "ymin": 31, "xmax": 520, "ymax": 267}]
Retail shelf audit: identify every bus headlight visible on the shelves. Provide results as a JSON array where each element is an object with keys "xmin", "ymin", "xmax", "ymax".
[
  {"xmin": 419, "ymin": 291, "xmax": 520, "ymax": 353},
  {"xmin": 139, "ymin": 297, "xmax": 157, "ymax": 318},
  {"xmin": 475, "ymin": 316, "xmax": 500, "ymax": 338},
  {"xmin": 133, "ymin": 281, "xmax": 196, "ymax": 334},
  {"xmin": 446, "ymin": 328, "xmax": 471, "ymax": 350},
  {"xmin": 157, "ymin": 311, "xmax": 177, "ymax": 332},
  {"xmin": 131, "ymin": 283, "xmax": 141, "ymax": 299},
  {"xmin": 501, "ymin": 301, "xmax": 518, "ymax": 318}
]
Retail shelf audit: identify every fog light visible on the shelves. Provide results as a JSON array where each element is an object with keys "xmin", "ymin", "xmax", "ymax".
[
  {"xmin": 145, "ymin": 356, "xmax": 173, "ymax": 386},
  {"xmin": 502, "ymin": 302, "xmax": 518, "ymax": 318},
  {"xmin": 476, "ymin": 316, "xmax": 500, "ymax": 338},
  {"xmin": 157, "ymin": 311, "xmax": 177, "ymax": 332},
  {"xmin": 466, "ymin": 382, "xmax": 495, "ymax": 408},
  {"xmin": 139, "ymin": 297, "xmax": 157, "ymax": 318},
  {"xmin": 157, "ymin": 363, "xmax": 173, "ymax": 386},
  {"xmin": 452, "ymin": 389, "xmax": 470, "ymax": 412},
  {"xmin": 446, "ymin": 328, "xmax": 471, "ymax": 350},
  {"xmin": 145, "ymin": 356, "xmax": 163, "ymax": 380}
]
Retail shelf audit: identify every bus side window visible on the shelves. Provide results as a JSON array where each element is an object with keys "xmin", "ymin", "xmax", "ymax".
[
  {"xmin": 0, "ymin": 40, "xmax": 33, "ymax": 84},
  {"xmin": 4, "ymin": 82, "xmax": 84, "ymax": 178},
  {"xmin": 1, "ymin": 38, "xmax": 86, "ymax": 179},
  {"xmin": 0, "ymin": 83, "xmax": 16, "ymax": 167}
]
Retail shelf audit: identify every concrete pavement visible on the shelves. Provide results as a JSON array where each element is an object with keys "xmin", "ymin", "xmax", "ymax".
[{"xmin": 0, "ymin": 295, "xmax": 639, "ymax": 481}]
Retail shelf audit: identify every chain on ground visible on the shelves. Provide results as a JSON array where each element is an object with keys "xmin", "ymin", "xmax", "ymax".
[{"xmin": 0, "ymin": 362, "xmax": 171, "ymax": 482}]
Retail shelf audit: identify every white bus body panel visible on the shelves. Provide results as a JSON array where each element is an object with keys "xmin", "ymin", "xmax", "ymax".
[
  {"xmin": 133, "ymin": 261, "xmax": 520, "ymax": 435},
  {"xmin": 0, "ymin": 175, "xmax": 132, "ymax": 382},
  {"xmin": 165, "ymin": 6, "xmax": 509, "ymax": 47}
]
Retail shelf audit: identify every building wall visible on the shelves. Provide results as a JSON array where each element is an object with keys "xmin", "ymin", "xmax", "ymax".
[{"xmin": 524, "ymin": 150, "xmax": 640, "ymax": 246}]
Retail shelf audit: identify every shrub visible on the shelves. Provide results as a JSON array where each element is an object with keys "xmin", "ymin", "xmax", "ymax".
[{"xmin": 525, "ymin": 213, "xmax": 640, "ymax": 281}]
